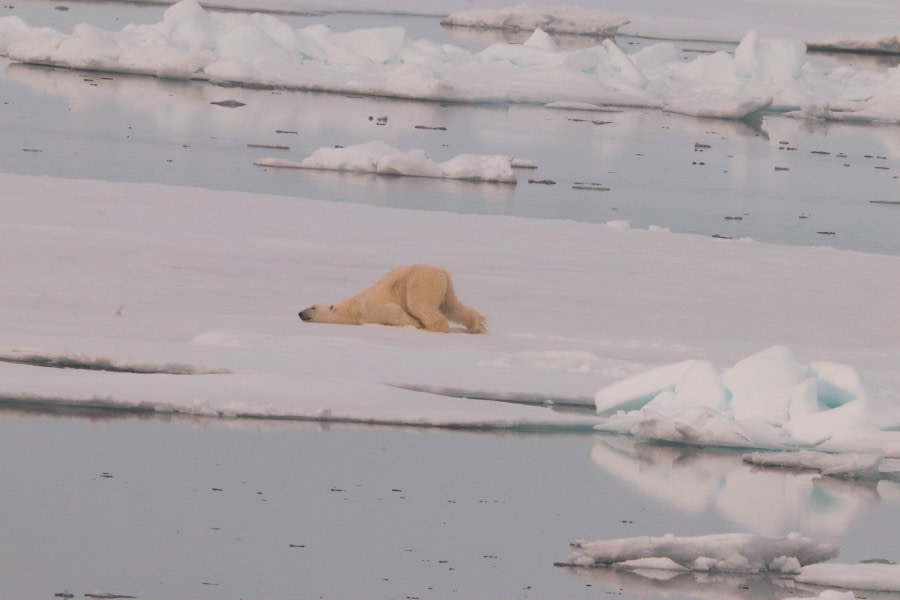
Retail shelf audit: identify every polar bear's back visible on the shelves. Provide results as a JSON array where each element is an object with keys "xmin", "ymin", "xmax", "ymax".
[{"xmin": 363, "ymin": 264, "xmax": 450, "ymax": 305}]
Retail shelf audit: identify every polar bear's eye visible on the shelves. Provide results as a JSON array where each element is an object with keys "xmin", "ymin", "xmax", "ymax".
[{"xmin": 329, "ymin": 305, "xmax": 334, "ymax": 310}]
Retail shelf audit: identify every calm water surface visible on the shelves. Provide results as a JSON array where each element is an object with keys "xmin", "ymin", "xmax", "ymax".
[
  {"xmin": 1, "ymin": 3, "xmax": 898, "ymax": 254},
  {"xmin": 2, "ymin": 410, "xmax": 900, "ymax": 600}
]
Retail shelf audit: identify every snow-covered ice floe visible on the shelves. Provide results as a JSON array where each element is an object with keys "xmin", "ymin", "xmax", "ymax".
[
  {"xmin": 440, "ymin": 4, "xmax": 629, "ymax": 37},
  {"xmin": 556, "ymin": 532, "xmax": 838, "ymax": 574},
  {"xmin": 1, "ymin": 0, "xmax": 899, "ymax": 121},
  {"xmin": 594, "ymin": 346, "xmax": 900, "ymax": 456},
  {"xmin": 254, "ymin": 141, "xmax": 517, "ymax": 183},
  {"xmin": 796, "ymin": 562, "xmax": 900, "ymax": 593},
  {"xmin": 2, "ymin": 174, "xmax": 899, "ymax": 442}
]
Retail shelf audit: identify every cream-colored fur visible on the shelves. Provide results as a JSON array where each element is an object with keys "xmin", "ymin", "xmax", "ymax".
[{"xmin": 299, "ymin": 264, "xmax": 486, "ymax": 333}]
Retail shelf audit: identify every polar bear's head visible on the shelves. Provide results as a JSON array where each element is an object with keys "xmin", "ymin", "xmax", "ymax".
[{"xmin": 299, "ymin": 303, "xmax": 337, "ymax": 323}]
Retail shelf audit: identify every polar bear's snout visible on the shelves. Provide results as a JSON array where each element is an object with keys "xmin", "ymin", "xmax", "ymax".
[{"xmin": 298, "ymin": 307, "xmax": 313, "ymax": 321}]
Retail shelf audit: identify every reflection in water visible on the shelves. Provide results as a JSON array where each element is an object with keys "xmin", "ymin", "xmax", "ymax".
[
  {"xmin": 590, "ymin": 437, "xmax": 897, "ymax": 536},
  {"xmin": 561, "ymin": 564, "xmax": 900, "ymax": 600},
  {"xmin": 578, "ymin": 437, "xmax": 900, "ymax": 599}
]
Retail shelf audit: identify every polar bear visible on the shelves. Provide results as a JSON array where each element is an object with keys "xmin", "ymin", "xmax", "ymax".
[{"xmin": 298, "ymin": 264, "xmax": 486, "ymax": 333}]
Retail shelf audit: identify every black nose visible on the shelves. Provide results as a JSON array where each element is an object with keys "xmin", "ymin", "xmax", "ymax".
[{"xmin": 299, "ymin": 311, "xmax": 309, "ymax": 321}]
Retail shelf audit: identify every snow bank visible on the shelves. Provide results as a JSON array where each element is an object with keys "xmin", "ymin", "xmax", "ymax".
[
  {"xmin": 743, "ymin": 450, "xmax": 883, "ymax": 479},
  {"xmin": 797, "ymin": 562, "xmax": 900, "ymax": 593},
  {"xmin": 1, "ymin": 0, "xmax": 898, "ymax": 121},
  {"xmin": 594, "ymin": 346, "xmax": 900, "ymax": 455},
  {"xmin": 440, "ymin": 4, "xmax": 629, "ymax": 37},
  {"xmin": 254, "ymin": 141, "xmax": 517, "ymax": 183},
  {"xmin": 556, "ymin": 532, "xmax": 838, "ymax": 573}
]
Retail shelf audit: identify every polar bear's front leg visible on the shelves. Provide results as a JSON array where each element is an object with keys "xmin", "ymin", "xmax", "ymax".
[{"xmin": 405, "ymin": 301, "xmax": 449, "ymax": 333}]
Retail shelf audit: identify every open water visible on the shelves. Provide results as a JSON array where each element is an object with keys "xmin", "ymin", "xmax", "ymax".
[
  {"xmin": 1, "ymin": 1, "xmax": 899, "ymax": 254},
  {"xmin": 2, "ymin": 409, "xmax": 900, "ymax": 600}
]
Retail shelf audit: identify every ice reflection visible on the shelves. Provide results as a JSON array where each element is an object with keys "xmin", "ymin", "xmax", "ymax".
[
  {"xmin": 590, "ymin": 437, "xmax": 900, "ymax": 536},
  {"xmin": 561, "ymin": 565, "xmax": 900, "ymax": 600}
]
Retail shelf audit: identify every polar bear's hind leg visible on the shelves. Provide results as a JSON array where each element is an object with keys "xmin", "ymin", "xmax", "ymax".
[{"xmin": 406, "ymin": 275, "xmax": 451, "ymax": 333}]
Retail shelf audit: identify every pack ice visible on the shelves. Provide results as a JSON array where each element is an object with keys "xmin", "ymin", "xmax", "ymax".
[
  {"xmin": 594, "ymin": 346, "xmax": 900, "ymax": 457},
  {"xmin": 0, "ymin": 0, "xmax": 898, "ymax": 121}
]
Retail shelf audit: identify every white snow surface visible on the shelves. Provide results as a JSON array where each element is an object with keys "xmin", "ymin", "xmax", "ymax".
[
  {"xmin": 440, "ymin": 4, "xmax": 629, "ymax": 37},
  {"xmin": 2, "ymin": 173, "xmax": 899, "ymax": 452},
  {"xmin": 742, "ymin": 451, "xmax": 884, "ymax": 479},
  {"xmin": 556, "ymin": 532, "xmax": 839, "ymax": 573},
  {"xmin": 1, "ymin": 1, "xmax": 899, "ymax": 122},
  {"xmin": 594, "ymin": 346, "xmax": 900, "ymax": 456},
  {"xmin": 254, "ymin": 141, "xmax": 517, "ymax": 183},
  {"xmin": 797, "ymin": 563, "xmax": 900, "ymax": 593}
]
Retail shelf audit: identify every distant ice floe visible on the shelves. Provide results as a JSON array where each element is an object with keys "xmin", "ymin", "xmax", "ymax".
[
  {"xmin": 254, "ymin": 140, "xmax": 517, "ymax": 183},
  {"xmin": 558, "ymin": 532, "xmax": 900, "ymax": 594},
  {"xmin": 0, "ymin": 0, "xmax": 898, "ymax": 121},
  {"xmin": 440, "ymin": 4, "xmax": 630, "ymax": 37},
  {"xmin": 594, "ymin": 346, "xmax": 900, "ymax": 456},
  {"xmin": 556, "ymin": 532, "xmax": 838, "ymax": 573}
]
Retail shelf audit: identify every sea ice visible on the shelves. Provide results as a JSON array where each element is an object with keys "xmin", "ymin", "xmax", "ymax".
[
  {"xmin": 594, "ymin": 346, "xmax": 900, "ymax": 455},
  {"xmin": 254, "ymin": 141, "xmax": 517, "ymax": 183},
  {"xmin": 797, "ymin": 562, "xmax": 900, "ymax": 593},
  {"xmin": 1, "ymin": 174, "xmax": 898, "ymax": 444},
  {"xmin": 440, "ymin": 4, "xmax": 629, "ymax": 37},
  {"xmin": 556, "ymin": 532, "xmax": 839, "ymax": 573},
  {"xmin": 1, "ymin": 0, "xmax": 898, "ymax": 121}
]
